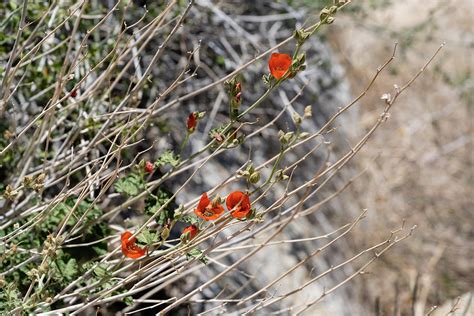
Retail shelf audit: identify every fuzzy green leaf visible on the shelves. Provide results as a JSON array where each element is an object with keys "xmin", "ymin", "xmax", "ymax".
[
  {"xmin": 186, "ymin": 247, "xmax": 209, "ymax": 264},
  {"xmin": 137, "ymin": 228, "xmax": 158, "ymax": 245},
  {"xmin": 114, "ymin": 173, "xmax": 144, "ymax": 196},
  {"xmin": 155, "ymin": 150, "xmax": 180, "ymax": 168}
]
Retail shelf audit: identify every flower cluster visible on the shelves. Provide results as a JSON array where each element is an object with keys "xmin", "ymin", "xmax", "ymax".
[
  {"xmin": 195, "ymin": 191, "xmax": 251, "ymax": 220},
  {"xmin": 120, "ymin": 52, "xmax": 299, "ymax": 260},
  {"xmin": 178, "ymin": 191, "xmax": 252, "ymax": 244}
]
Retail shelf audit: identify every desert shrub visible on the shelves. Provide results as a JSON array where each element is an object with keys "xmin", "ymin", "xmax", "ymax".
[{"xmin": 0, "ymin": 0, "xmax": 444, "ymax": 314}]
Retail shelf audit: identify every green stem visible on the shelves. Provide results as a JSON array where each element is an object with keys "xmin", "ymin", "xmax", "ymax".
[
  {"xmin": 251, "ymin": 147, "xmax": 285, "ymax": 195},
  {"xmin": 179, "ymin": 131, "xmax": 191, "ymax": 155}
]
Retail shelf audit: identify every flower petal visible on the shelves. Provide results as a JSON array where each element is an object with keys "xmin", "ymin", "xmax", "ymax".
[
  {"xmin": 121, "ymin": 231, "xmax": 133, "ymax": 243},
  {"xmin": 197, "ymin": 192, "xmax": 211, "ymax": 211}
]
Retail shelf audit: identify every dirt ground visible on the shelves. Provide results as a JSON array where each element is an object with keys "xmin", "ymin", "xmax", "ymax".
[{"xmin": 326, "ymin": 0, "xmax": 473, "ymax": 314}]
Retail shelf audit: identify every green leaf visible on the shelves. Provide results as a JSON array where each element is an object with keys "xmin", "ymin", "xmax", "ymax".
[
  {"xmin": 62, "ymin": 258, "xmax": 78, "ymax": 278},
  {"xmin": 137, "ymin": 228, "xmax": 158, "ymax": 245},
  {"xmin": 145, "ymin": 189, "xmax": 175, "ymax": 226},
  {"xmin": 93, "ymin": 263, "xmax": 112, "ymax": 279},
  {"xmin": 180, "ymin": 215, "xmax": 200, "ymax": 225},
  {"xmin": 92, "ymin": 246, "xmax": 107, "ymax": 256},
  {"xmin": 123, "ymin": 296, "xmax": 134, "ymax": 306},
  {"xmin": 155, "ymin": 150, "xmax": 180, "ymax": 168},
  {"xmin": 114, "ymin": 173, "xmax": 144, "ymax": 196},
  {"xmin": 186, "ymin": 247, "xmax": 209, "ymax": 265},
  {"xmin": 53, "ymin": 258, "xmax": 79, "ymax": 283}
]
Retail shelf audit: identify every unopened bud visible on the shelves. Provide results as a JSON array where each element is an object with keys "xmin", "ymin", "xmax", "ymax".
[
  {"xmin": 187, "ymin": 112, "xmax": 197, "ymax": 132},
  {"xmin": 292, "ymin": 112, "xmax": 303, "ymax": 125},
  {"xmin": 161, "ymin": 227, "xmax": 170, "ymax": 241},
  {"xmin": 249, "ymin": 172, "xmax": 260, "ymax": 184},
  {"xmin": 304, "ymin": 105, "xmax": 312, "ymax": 118},
  {"xmin": 299, "ymin": 132, "xmax": 310, "ymax": 139},
  {"xmin": 23, "ymin": 175, "xmax": 34, "ymax": 188},
  {"xmin": 3, "ymin": 185, "xmax": 18, "ymax": 200}
]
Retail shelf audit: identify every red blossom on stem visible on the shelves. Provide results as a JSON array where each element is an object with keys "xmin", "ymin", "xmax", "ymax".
[
  {"xmin": 187, "ymin": 112, "xmax": 197, "ymax": 132},
  {"xmin": 269, "ymin": 53, "xmax": 292, "ymax": 79},
  {"xmin": 121, "ymin": 231, "xmax": 147, "ymax": 259},
  {"xmin": 194, "ymin": 192, "xmax": 224, "ymax": 221},
  {"xmin": 226, "ymin": 191, "xmax": 251, "ymax": 219},
  {"xmin": 181, "ymin": 225, "xmax": 198, "ymax": 241},
  {"xmin": 145, "ymin": 161, "xmax": 154, "ymax": 173}
]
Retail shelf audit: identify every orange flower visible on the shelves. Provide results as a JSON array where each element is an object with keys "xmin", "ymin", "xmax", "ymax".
[
  {"xmin": 187, "ymin": 112, "xmax": 197, "ymax": 132},
  {"xmin": 145, "ymin": 161, "xmax": 154, "ymax": 173},
  {"xmin": 194, "ymin": 192, "xmax": 224, "ymax": 220},
  {"xmin": 181, "ymin": 225, "xmax": 198, "ymax": 241},
  {"xmin": 226, "ymin": 191, "xmax": 251, "ymax": 219},
  {"xmin": 121, "ymin": 231, "xmax": 147, "ymax": 259},
  {"xmin": 269, "ymin": 53, "xmax": 292, "ymax": 79}
]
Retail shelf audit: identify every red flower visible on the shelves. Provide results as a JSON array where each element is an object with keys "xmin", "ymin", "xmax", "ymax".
[
  {"xmin": 194, "ymin": 192, "xmax": 224, "ymax": 220},
  {"xmin": 145, "ymin": 161, "xmax": 154, "ymax": 174},
  {"xmin": 187, "ymin": 112, "xmax": 197, "ymax": 132},
  {"xmin": 269, "ymin": 53, "xmax": 292, "ymax": 79},
  {"xmin": 226, "ymin": 191, "xmax": 251, "ymax": 219},
  {"xmin": 121, "ymin": 231, "xmax": 147, "ymax": 259},
  {"xmin": 181, "ymin": 225, "xmax": 198, "ymax": 241}
]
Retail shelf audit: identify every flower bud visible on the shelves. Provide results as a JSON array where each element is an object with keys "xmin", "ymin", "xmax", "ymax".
[
  {"xmin": 304, "ymin": 105, "xmax": 312, "ymax": 118},
  {"xmin": 283, "ymin": 132, "xmax": 294, "ymax": 144},
  {"xmin": 27, "ymin": 268, "xmax": 39, "ymax": 278},
  {"xmin": 249, "ymin": 172, "xmax": 260, "ymax": 184},
  {"xmin": 292, "ymin": 112, "xmax": 303, "ymax": 125},
  {"xmin": 3, "ymin": 130, "xmax": 13, "ymax": 139},
  {"xmin": 296, "ymin": 53, "xmax": 306, "ymax": 65},
  {"xmin": 145, "ymin": 161, "xmax": 154, "ymax": 174},
  {"xmin": 38, "ymin": 261, "xmax": 49, "ymax": 274},
  {"xmin": 161, "ymin": 227, "xmax": 170, "ymax": 241},
  {"xmin": 320, "ymin": 8, "xmax": 331, "ymax": 20},
  {"xmin": 212, "ymin": 194, "xmax": 224, "ymax": 205},
  {"xmin": 22, "ymin": 175, "xmax": 34, "ymax": 188},
  {"xmin": 293, "ymin": 29, "xmax": 310, "ymax": 43},
  {"xmin": 187, "ymin": 112, "xmax": 197, "ymax": 132},
  {"xmin": 274, "ymin": 169, "xmax": 289, "ymax": 181},
  {"xmin": 3, "ymin": 185, "xmax": 18, "ymax": 200},
  {"xmin": 299, "ymin": 132, "xmax": 310, "ymax": 139}
]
